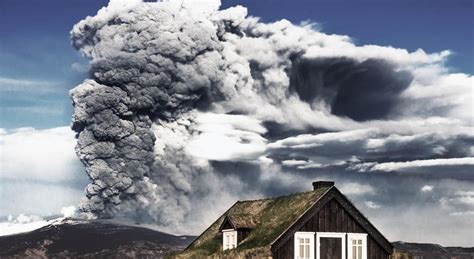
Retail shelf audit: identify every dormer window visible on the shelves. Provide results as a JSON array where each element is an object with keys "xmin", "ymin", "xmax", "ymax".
[{"xmin": 222, "ymin": 229, "xmax": 237, "ymax": 250}]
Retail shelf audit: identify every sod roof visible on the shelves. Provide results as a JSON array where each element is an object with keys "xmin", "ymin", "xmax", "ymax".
[{"xmin": 182, "ymin": 186, "xmax": 331, "ymax": 256}]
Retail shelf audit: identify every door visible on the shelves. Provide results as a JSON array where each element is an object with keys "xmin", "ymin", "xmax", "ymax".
[
  {"xmin": 319, "ymin": 237, "xmax": 342, "ymax": 259},
  {"xmin": 316, "ymin": 232, "xmax": 346, "ymax": 259}
]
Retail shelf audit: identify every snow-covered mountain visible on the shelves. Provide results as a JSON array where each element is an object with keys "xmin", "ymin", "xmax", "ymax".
[{"xmin": 0, "ymin": 218, "xmax": 194, "ymax": 258}]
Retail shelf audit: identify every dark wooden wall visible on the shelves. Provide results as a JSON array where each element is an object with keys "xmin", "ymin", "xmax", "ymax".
[{"xmin": 273, "ymin": 198, "xmax": 390, "ymax": 259}]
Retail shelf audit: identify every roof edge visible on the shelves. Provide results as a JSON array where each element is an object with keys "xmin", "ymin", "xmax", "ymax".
[
  {"xmin": 269, "ymin": 186, "xmax": 334, "ymax": 247},
  {"xmin": 184, "ymin": 200, "xmax": 240, "ymax": 250},
  {"xmin": 218, "ymin": 215, "xmax": 237, "ymax": 231},
  {"xmin": 331, "ymin": 187, "xmax": 393, "ymax": 253}
]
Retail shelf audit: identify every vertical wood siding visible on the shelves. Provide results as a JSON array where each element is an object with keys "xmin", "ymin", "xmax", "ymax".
[{"xmin": 273, "ymin": 198, "xmax": 390, "ymax": 259}]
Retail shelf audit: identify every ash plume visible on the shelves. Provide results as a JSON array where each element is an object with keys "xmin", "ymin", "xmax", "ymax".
[{"xmin": 70, "ymin": 0, "xmax": 473, "ymax": 235}]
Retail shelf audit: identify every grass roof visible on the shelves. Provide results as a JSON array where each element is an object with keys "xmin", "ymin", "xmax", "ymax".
[{"xmin": 179, "ymin": 186, "xmax": 330, "ymax": 257}]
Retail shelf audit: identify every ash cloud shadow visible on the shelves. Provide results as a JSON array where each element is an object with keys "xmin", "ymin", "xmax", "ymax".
[{"xmin": 289, "ymin": 57, "xmax": 413, "ymax": 121}]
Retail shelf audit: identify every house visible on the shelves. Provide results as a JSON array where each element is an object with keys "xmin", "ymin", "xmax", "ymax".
[{"xmin": 179, "ymin": 181, "xmax": 392, "ymax": 259}]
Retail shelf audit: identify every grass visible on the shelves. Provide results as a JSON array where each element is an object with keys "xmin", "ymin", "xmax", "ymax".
[{"xmin": 178, "ymin": 187, "xmax": 329, "ymax": 257}]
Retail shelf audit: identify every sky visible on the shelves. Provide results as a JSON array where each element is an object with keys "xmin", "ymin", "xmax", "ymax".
[{"xmin": 0, "ymin": 0, "xmax": 473, "ymax": 247}]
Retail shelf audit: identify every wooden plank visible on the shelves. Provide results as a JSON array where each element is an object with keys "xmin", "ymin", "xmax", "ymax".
[
  {"xmin": 347, "ymin": 213, "xmax": 353, "ymax": 233},
  {"xmin": 341, "ymin": 208, "xmax": 347, "ymax": 232},
  {"xmin": 314, "ymin": 210, "xmax": 319, "ymax": 232},
  {"xmin": 325, "ymin": 201, "xmax": 331, "ymax": 231},
  {"xmin": 330, "ymin": 199, "xmax": 337, "ymax": 231},
  {"xmin": 319, "ymin": 210, "xmax": 325, "ymax": 232},
  {"xmin": 336, "ymin": 201, "xmax": 342, "ymax": 232}
]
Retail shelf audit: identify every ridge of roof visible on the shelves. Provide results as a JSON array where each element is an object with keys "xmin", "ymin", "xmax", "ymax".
[{"xmin": 235, "ymin": 189, "xmax": 318, "ymax": 203}]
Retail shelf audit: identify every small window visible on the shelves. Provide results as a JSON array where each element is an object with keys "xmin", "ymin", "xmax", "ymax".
[
  {"xmin": 222, "ymin": 229, "xmax": 237, "ymax": 250},
  {"xmin": 348, "ymin": 233, "xmax": 367, "ymax": 259},
  {"xmin": 294, "ymin": 232, "xmax": 315, "ymax": 259}
]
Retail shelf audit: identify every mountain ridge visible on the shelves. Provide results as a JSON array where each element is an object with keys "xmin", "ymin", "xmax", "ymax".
[
  {"xmin": 0, "ymin": 218, "xmax": 194, "ymax": 258},
  {"xmin": 1, "ymin": 219, "xmax": 473, "ymax": 258}
]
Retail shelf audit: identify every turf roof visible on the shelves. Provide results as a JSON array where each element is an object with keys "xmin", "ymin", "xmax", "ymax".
[{"xmin": 182, "ymin": 186, "xmax": 330, "ymax": 256}]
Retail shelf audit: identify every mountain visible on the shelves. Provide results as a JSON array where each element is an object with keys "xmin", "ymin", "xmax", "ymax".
[
  {"xmin": 1, "ymin": 219, "xmax": 473, "ymax": 259},
  {"xmin": 0, "ymin": 218, "xmax": 195, "ymax": 258},
  {"xmin": 392, "ymin": 241, "xmax": 474, "ymax": 259}
]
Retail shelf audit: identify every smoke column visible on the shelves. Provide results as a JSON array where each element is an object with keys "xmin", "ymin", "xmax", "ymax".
[{"xmin": 70, "ymin": 0, "xmax": 472, "ymax": 234}]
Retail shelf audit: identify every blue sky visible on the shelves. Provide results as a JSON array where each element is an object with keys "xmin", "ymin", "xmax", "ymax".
[{"xmin": 0, "ymin": 0, "xmax": 472, "ymax": 129}]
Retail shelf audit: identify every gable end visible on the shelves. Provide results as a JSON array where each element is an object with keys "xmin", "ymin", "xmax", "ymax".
[
  {"xmin": 219, "ymin": 216, "xmax": 236, "ymax": 231},
  {"xmin": 271, "ymin": 187, "xmax": 393, "ymax": 254}
]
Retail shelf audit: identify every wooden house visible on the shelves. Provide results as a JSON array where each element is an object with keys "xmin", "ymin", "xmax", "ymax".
[{"xmin": 179, "ymin": 181, "xmax": 392, "ymax": 259}]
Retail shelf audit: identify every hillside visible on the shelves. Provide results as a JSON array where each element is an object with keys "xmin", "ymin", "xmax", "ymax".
[
  {"xmin": 392, "ymin": 241, "xmax": 474, "ymax": 259},
  {"xmin": 0, "ymin": 219, "xmax": 194, "ymax": 258}
]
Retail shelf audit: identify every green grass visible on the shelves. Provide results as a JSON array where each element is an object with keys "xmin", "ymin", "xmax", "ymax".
[{"xmin": 179, "ymin": 187, "xmax": 329, "ymax": 257}]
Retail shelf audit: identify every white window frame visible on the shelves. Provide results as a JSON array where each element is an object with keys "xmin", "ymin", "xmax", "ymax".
[
  {"xmin": 316, "ymin": 232, "xmax": 346, "ymax": 259},
  {"xmin": 222, "ymin": 229, "xmax": 237, "ymax": 251},
  {"xmin": 347, "ymin": 233, "xmax": 367, "ymax": 259},
  {"xmin": 294, "ymin": 232, "xmax": 315, "ymax": 259}
]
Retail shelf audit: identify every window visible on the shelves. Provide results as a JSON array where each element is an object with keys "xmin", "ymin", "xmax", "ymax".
[
  {"xmin": 347, "ymin": 233, "xmax": 367, "ymax": 259},
  {"xmin": 294, "ymin": 232, "xmax": 315, "ymax": 259},
  {"xmin": 222, "ymin": 229, "xmax": 237, "ymax": 250}
]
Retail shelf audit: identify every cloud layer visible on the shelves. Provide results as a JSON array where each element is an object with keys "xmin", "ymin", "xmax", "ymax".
[{"xmin": 0, "ymin": 127, "xmax": 86, "ymax": 217}]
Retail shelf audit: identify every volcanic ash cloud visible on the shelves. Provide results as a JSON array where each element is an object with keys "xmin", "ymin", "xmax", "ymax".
[{"xmin": 70, "ymin": 0, "xmax": 473, "ymax": 234}]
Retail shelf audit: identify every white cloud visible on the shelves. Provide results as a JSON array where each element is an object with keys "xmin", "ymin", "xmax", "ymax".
[
  {"xmin": 341, "ymin": 183, "xmax": 376, "ymax": 196},
  {"xmin": 450, "ymin": 210, "xmax": 474, "ymax": 216},
  {"xmin": 0, "ymin": 76, "xmax": 60, "ymax": 93},
  {"xmin": 0, "ymin": 127, "xmax": 83, "ymax": 182},
  {"xmin": 0, "ymin": 181, "xmax": 83, "ymax": 217},
  {"xmin": 61, "ymin": 206, "xmax": 77, "ymax": 218},
  {"xmin": 368, "ymin": 157, "xmax": 474, "ymax": 172},
  {"xmin": 281, "ymin": 159, "xmax": 308, "ymax": 166},
  {"xmin": 268, "ymin": 129, "xmax": 377, "ymax": 149},
  {"xmin": 71, "ymin": 62, "xmax": 89, "ymax": 73},
  {"xmin": 305, "ymin": 42, "xmax": 450, "ymax": 66},
  {"xmin": 0, "ymin": 127, "xmax": 84, "ymax": 220},
  {"xmin": 421, "ymin": 185, "xmax": 434, "ymax": 192},
  {"xmin": 453, "ymin": 191, "xmax": 474, "ymax": 206},
  {"xmin": 401, "ymin": 72, "xmax": 474, "ymax": 123},
  {"xmin": 365, "ymin": 201, "xmax": 381, "ymax": 209},
  {"xmin": 0, "ymin": 106, "xmax": 66, "ymax": 115},
  {"xmin": 186, "ymin": 113, "xmax": 267, "ymax": 161},
  {"xmin": 160, "ymin": 0, "xmax": 221, "ymax": 15}
]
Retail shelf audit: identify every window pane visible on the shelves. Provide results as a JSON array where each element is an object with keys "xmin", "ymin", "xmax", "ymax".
[
  {"xmin": 352, "ymin": 246, "xmax": 357, "ymax": 259},
  {"xmin": 358, "ymin": 239, "xmax": 362, "ymax": 245},
  {"xmin": 305, "ymin": 244, "xmax": 310, "ymax": 257},
  {"xmin": 358, "ymin": 245, "xmax": 362, "ymax": 259},
  {"xmin": 299, "ymin": 244, "xmax": 304, "ymax": 257},
  {"xmin": 299, "ymin": 238, "xmax": 304, "ymax": 244},
  {"xmin": 352, "ymin": 239, "xmax": 357, "ymax": 245},
  {"xmin": 305, "ymin": 238, "xmax": 310, "ymax": 244}
]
